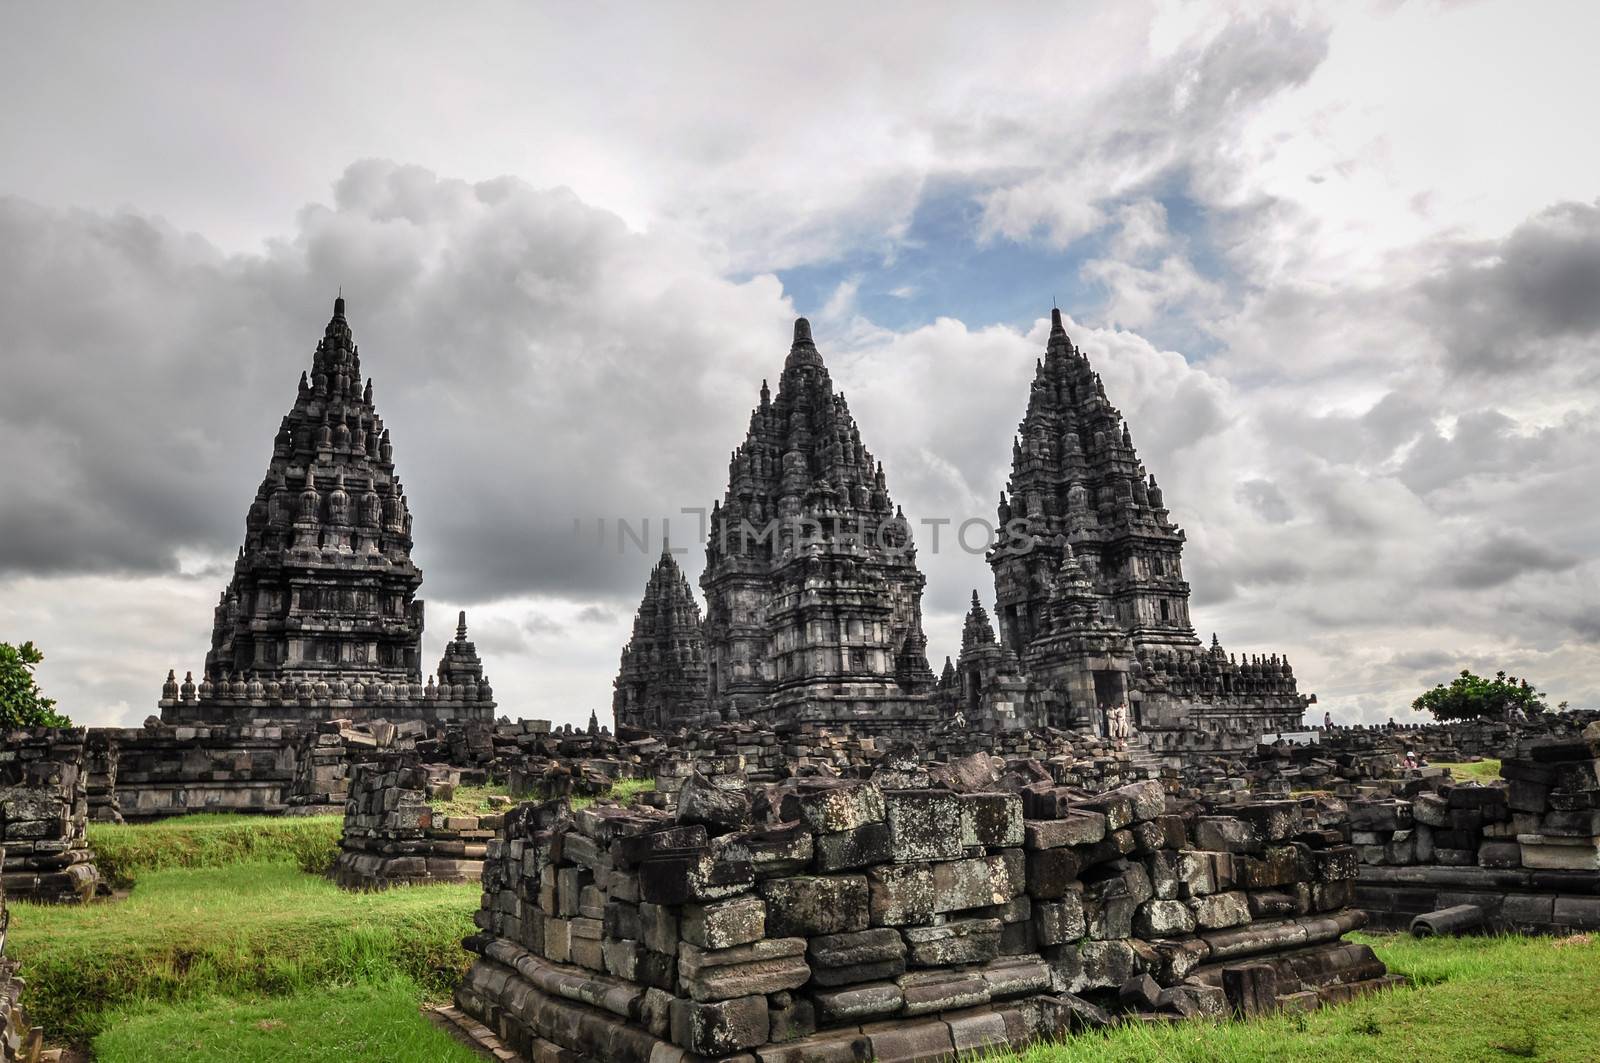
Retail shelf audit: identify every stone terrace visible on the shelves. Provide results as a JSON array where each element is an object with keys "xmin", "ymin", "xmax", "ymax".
[{"xmin": 456, "ymin": 768, "xmax": 1392, "ymax": 1062}]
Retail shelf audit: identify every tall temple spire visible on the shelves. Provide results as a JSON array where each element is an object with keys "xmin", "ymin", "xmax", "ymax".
[
  {"xmin": 159, "ymin": 296, "xmax": 502, "ymax": 725},
  {"xmin": 615, "ymin": 546, "xmax": 708, "ymax": 732},
  {"xmin": 700, "ymin": 315, "xmax": 937, "ymax": 727}
]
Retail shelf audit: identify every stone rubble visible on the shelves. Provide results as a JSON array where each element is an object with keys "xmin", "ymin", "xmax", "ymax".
[
  {"xmin": 0, "ymin": 729, "xmax": 101, "ymax": 904},
  {"xmin": 456, "ymin": 770, "xmax": 1392, "ymax": 1062}
]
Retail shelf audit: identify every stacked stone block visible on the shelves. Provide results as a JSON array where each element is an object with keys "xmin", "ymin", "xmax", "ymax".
[
  {"xmin": 287, "ymin": 718, "xmax": 425, "ymax": 814},
  {"xmin": 0, "ymin": 850, "xmax": 44, "ymax": 1062},
  {"xmin": 457, "ymin": 774, "xmax": 1387, "ymax": 1062},
  {"xmin": 91, "ymin": 723, "xmax": 300, "ymax": 821},
  {"xmin": 1353, "ymin": 723, "xmax": 1600, "ymax": 933},
  {"xmin": 330, "ymin": 753, "xmax": 497, "ymax": 890},
  {"xmin": 0, "ymin": 729, "xmax": 101, "ymax": 904}
]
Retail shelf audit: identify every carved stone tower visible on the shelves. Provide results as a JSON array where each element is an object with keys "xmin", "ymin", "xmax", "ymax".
[
  {"xmin": 160, "ymin": 297, "xmax": 494, "ymax": 725},
  {"xmin": 613, "ymin": 542, "xmax": 710, "ymax": 733},
  {"xmin": 700, "ymin": 319, "xmax": 937, "ymax": 732}
]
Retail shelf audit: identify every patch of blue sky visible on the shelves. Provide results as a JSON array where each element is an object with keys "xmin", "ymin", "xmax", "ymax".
[{"xmin": 765, "ymin": 175, "xmax": 1237, "ymax": 362}]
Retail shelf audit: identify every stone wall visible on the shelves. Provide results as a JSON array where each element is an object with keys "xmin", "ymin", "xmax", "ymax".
[
  {"xmin": 456, "ymin": 772, "xmax": 1390, "ymax": 1062},
  {"xmin": 0, "ymin": 728, "xmax": 100, "ymax": 904},
  {"xmin": 286, "ymin": 718, "xmax": 427, "ymax": 815},
  {"xmin": 330, "ymin": 753, "xmax": 497, "ymax": 890},
  {"xmin": 90, "ymin": 724, "xmax": 300, "ymax": 821},
  {"xmin": 1351, "ymin": 724, "xmax": 1600, "ymax": 933},
  {"xmin": 0, "ymin": 848, "xmax": 44, "ymax": 1063}
]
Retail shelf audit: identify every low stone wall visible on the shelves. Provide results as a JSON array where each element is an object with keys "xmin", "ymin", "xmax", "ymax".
[
  {"xmin": 330, "ymin": 754, "xmax": 497, "ymax": 890},
  {"xmin": 0, "ymin": 728, "xmax": 101, "ymax": 904},
  {"xmin": 1352, "ymin": 724, "xmax": 1600, "ymax": 933},
  {"xmin": 286, "ymin": 718, "xmax": 427, "ymax": 815},
  {"xmin": 89, "ymin": 724, "xmax": 301, "ymax": 821},
  {"xmin": 457, "ymin": 773, "xmax": 1390, "ymax": 1062},
  {"xmin": 0, "ymin": 849, "xmax": 44, "ymax": 1063}
]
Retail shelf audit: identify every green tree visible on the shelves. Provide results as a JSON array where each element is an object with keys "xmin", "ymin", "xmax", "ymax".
[
  {"xmin": 1411, "ymin": 669, "xmax": 1546, "ymax": 722},
  {"xmin": 0, "ymin": 640, "xmax": 72, "ymax": 729}
]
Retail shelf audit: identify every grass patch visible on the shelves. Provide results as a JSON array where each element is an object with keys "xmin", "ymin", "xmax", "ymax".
[
  {"xmin": 8, "ymin": 862, "xmax": 477, "ymax": 1044},
  {"xmin": 428, "ymin": 783, "xmax": 511, "ymax": 819},
  {"xmin": 1433, "ymin": 759, "xmax": 1502, "ymax": 782},
  {"xmin": 980, "ymin": 932, "xmax": 1600, "ymax": 1063},
  {"xmin": 92, "ymin": 976, "xmax": 481, "ymax": 1063},
  {"xmin": 89, "ymin": 813, "xmax": 343, "ymax": 887}
]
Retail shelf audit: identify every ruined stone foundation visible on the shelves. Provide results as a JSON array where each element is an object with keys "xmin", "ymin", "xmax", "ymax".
[
  {"xmin": 0, "ymin": 728, "xmax": 101, "ymax": 904},
  {"xmin": 456, "ymin": 777, "xmax": 1394, "ymax": 1062}
]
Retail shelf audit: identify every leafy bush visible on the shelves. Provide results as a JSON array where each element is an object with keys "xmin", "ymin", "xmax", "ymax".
[
  {"xmin": 0, "ymin": 640, "xmax": 71, "ymax": 728},
  {"xmin": 1411, "ymin": 670, "xmax": 1546, "ymax": 722}
]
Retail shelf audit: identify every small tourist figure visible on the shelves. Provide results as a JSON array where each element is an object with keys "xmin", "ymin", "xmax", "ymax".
[{"xmin": 1324, "ymin": 710, "xmax": 1332, "ymax": 731}]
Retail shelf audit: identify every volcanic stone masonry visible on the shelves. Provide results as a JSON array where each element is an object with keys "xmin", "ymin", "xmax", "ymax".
[
  {"xmin": 617, "ymin": 309, "xmax": 1307, "ymax": 763},
  {"xmin": 614, "ymin": 542, "xmax": 711, "ymax": 734},
  {"xmin": 330, "ymin": 752, "xmax": 499, "ymax": 890},
  {"xmin": 967, "ymin": 309, "xmax": 1308, "ymax": 757},
  {"xmin": 697, "ymin": 318, "xmax": 940, "ymax": 735},
  {"xmin": 158, "ymin": 297, "xmax": 496, "ymax": 727},
  {"xmin": 456, "ymin": 765, "xmax": 1394, "ymax": 1062},
  {"xmin": 0, "ymin": 728, "xmax": 101, "ymax": 904},
  {"xmin": 0, "ymin": 850, "xmax": 44, "ymax": 1063},
  {"xmin": 1350, "ymin": 722, "xmax": 1600, "ymax": 934}
]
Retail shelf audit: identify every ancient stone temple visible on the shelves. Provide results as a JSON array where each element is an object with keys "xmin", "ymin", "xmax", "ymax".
[
  {"xmin": 972, "ymin": 309, "xmax": 1307, "ymax": 756},
  {"xmin": 160, "ymin": 297, "xmax": 495, "ymax": 726},
  {"xmin": 700, "ymin": 318, "xmax": 939, "ymax": 733},
  {"xmin": 613, "ymin": 542, "xmax": 710, "ymax": 733}
]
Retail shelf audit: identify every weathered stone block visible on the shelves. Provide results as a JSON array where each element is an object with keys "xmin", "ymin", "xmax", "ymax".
[
  {"xmin": 959, "ymin": 792, "xmax": 1025, "ymax": 848},
  {"xmin": 867, "ymin": 862, "xmax": 935, "ymax": 926},
  {"xmin": 1191, "ymin": 891, "xmax": 1251, "ymax": 930},
  {"xmin": 761, "ymin": 874, "xmax": 869, "ymax": 936},
  {"xmin": 679, "ymin": 938, "xmax": 811, "ymax": 1002},
  {"xmin": 814, "ymin": 821, "xmax": 894, "ymax": 872},
  {"xmin": 1134, "ymin": 898, "xmax": 1196, "ymax": 938},
  {"xmin": 681, "ymin": 894, "xmax": 767, "ymax": 949},
  {"xmin": 670, "ymin": 993, "xmax": 769, "ymax": 1055},
  {"xmin": 885, "ymin": 790, "xmax": 963, "ymax": 862},
  {"xmin": 1026, "ymin": 848, "xmax": 1081, "ymax": 899},
  {"xmin": 903, "ymin": 917, "xmax": 1002, "ymax": 966},
  {"xmin": 811, "ymin": 981, "xmax": 904, "ymax": 1024},
  {"xmin": 1033, "ymin": 892, "xmax": 1087, "ymax": 945},
  {"xmin": 795, "ymin": 782, "xmax": 886, "ymax": 834},
  {"xmin": 1025, "ymin": 811, "xmax": 1106, "ymax": 850}
]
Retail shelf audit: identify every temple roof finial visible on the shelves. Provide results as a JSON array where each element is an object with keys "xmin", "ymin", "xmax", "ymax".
[
  {"xmin": 1050, "ymin": 306, "xmax": 1064, "ymax": 334},
  {"xmin": 785, "ymin": 316, "xmax": 824, "ymax": 369},
  {"xmin": 456, "ymin": 610, "xmax": 468, "ymax": 641}
]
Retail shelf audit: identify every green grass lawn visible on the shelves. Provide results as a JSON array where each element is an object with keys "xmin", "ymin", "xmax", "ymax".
[
  {"xmin": 984, "ymin": 932, "xmax": 1600, "ymax": 1063},
  {"xmin": 8, "ymin": 860, "xmax": 476, "ymax": 1045},
  {"xmin": 1433, "ymin": 759, "xmax": 1503, "ymax": 782},
  {"xmin": 19, "ymin": 809, "xmax": 1600, "ymax": 1062},
  {"xmin": 89, "ymin": 813, "xmax": 343, "ymax": 887},
  {"xmin": 429, "ymin": 782, "xmax": 511, "ymax": 819},
  {"xmin": 93, "ymin": 977, "xmax": 482, "ymax": 1063}
]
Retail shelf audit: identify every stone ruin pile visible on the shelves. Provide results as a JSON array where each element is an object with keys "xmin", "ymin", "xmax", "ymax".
[
  {"xmin": 1351, "ymin": 723, "xmax": 1600, "ymax": 933},
  {"xmin": 455, "ymin": 765, "xmax": 1391, "ymax": 1062},
  {"xmin": 330, "ymin": 752, "xmax": 501, "ymax": 891},
  {"xmin": 287, "ymin": 717, "xmax": 430, "ymax": 815},
  {"xmin": 0, "ymin": 850, "xmax": 43, "ymax": 1063},
  {"xmin": 0, "ymin": 728, "xmax": 100, "ymax": 904}
]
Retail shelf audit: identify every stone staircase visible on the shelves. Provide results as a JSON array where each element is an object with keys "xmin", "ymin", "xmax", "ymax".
[{"xmin": 1124, "ymin": 731, "xmax": 1167, "ymax": 776}]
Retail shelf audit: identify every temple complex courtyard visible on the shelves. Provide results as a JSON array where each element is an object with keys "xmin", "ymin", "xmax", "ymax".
[{"xmin": 6, "ymin": 808, "xmax": 1597, "ymax": 1062}]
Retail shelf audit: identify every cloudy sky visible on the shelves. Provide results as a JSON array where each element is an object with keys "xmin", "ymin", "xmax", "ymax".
[{"xmin": 2, "ymin": 0, "xmax": 1597, "ymax": 729}]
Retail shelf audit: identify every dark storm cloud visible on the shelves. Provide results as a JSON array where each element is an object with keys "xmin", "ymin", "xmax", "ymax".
[
  {"xmin": 0, "ymin": 165, "xmax": 795, "ymax": 601},
  {"xmin": 1419, "ymin": 199, "xmax": 1600, "ymax": 375},
  {"xmin": 1441, "ymin": 529, "xmax": 1581, "ymax": 590}
]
